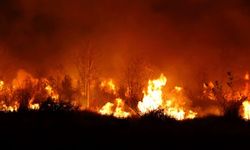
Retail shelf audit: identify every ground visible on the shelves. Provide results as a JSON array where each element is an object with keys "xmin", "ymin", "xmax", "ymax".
[{"xmin": 0, "ymin": 111, "xmax": 249, "ymax": 149}]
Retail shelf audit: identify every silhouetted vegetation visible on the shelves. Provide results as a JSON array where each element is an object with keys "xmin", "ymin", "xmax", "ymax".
[
  {"xmin": 39, "ymin": 97, "xmax": 79, "ymax": 112},
  {"xmin": 0, "ymin": 110, "xmax": 249, "ymax": 149}
]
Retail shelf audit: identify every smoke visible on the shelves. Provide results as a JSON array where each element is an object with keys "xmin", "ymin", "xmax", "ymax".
[{"xmin": 0, "ymin": 0, "xmax": 250, "ymax": 85}]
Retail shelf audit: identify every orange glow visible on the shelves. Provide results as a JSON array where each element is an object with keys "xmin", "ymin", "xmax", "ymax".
[
  {"xmin": 245, "ymin": 72, "xmax": 249, "ymax": 81},
  {"xmin": 100, "ymin": 79, "xmax": 116, "ymax": 94},
  {"xmin": 174, "ymin": 86, "xmax": 182, "ymax": 92}
]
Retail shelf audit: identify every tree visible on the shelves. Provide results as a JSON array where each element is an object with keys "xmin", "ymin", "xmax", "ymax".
[
  {"xmin": 122, "ymin": 56, "xmax": 153, "ymax": 110},
  {"xmin": 16, "ymin": 77, "xmax": 34, "ymax": 112},
  {"xmin": 204, "ymin": 72, "xmax": 246, "ymax": 116},
  {"xmin": 74, "ymin": 42, "xmax": 98, "ymax": 108},
  {"xmin": 60, "ymin": 75, "xmax": 74, "ymax": 102}
]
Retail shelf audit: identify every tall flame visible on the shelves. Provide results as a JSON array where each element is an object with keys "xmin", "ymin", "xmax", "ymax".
[
  {"xmin": 138, "ymin": 74, "xmax": 167, "ymax": 113},
  {"xmin": 242, "ymin": 100, "xmax": 250, "ymax": 120},
  {"xmin": 138, "ymin": 74, "xmax": 197, "ymax": 120}
]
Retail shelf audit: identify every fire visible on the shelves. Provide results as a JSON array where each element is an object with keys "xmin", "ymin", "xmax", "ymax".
[
  {"xmin": 0, "ymin": 80, "xmax": 4, "ymax": 90},
  {"xmin": 45, "ymin": 85, "xmax": 59, "ymax": 100},
  {"xmin": 138, "ymin": 74, "xmax": 197, "ymax": 120},
  {"xmin": 241, "ymin": 100, "xmax": 250, "ymax": 120},
  {"xmin": 100, "ymin": 79, "xmax": 116, "ymax": 94},
  {"xmin": 0, "ymin": 70, "xmax": 62, "ymax": 112},
  {"xmin": 99, "ymin": 102, "xmax": 114, "ymax": 116},
  {"xmin": 174, "ymin": 86, "xmax": 182, "ymax": 92},
  {"xmin": 113, "ymin": 98, "xmax": 130, "ymax": 118},
  {"xmin": 99, "ymin": 98, "xmax": 130, "ymax": 118},
  {"xmin": 245, "ymin": 72, "xmax": 249, "ymax": 81},
  {"xmin": 138, "ymin": 74, "xmax": 167, "ymax": 113},
  {"xmin": 3, "ymin": 69, "xmax": 250, "ymax": 121},
  {"xmin": 29, "ymin": 103, "xmax": 40, "ymax": 110},
  {"xmin": 164, "ymin": 107, "xmax": 197, "ymax": 120},
  {"xmin": 0, "ymin": 101, "xmax": 19, "ymax": 112},
  {"xmin": 28, "ymin": 100, "xmax": 40, "ymax": 110},
  {"xmin": 164, "ymin": 107, "xmax": 185, "ymax": 120}
]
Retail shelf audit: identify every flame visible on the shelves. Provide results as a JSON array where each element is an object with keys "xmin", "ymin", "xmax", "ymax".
[
  {"xmin": 0, "ymin": 80, "xmax": 4, "ymax": 91},
  {"xmin": 241, "ymin": 100, "xmax": 250, "ymax": 120},
  {"xmin": 203, "ymin": 82, "xmax": 217, "ymax": 101},
  {"xmin": 99, "ymin": 102, "xmax": 114, "ymax": 116},
  {"xmin": 203, "ymin": 72, "xmax": 250, "ymax": 102},
  {"xmin": 0, "ymin": 101, "xmax": 19, "ymax": 112},
  {"xmin": 29, "ymin": 103, "xmax": 40, "ymax": 110},
  {"xmin": 45, "ymin": 85, "xmax": 59, "ymax": 100},
  {"xmin": 164, "ymin": 107, "xmax": 197, "ymax": 120},
  {"xmin": 245, "ymin": 72, "xmax": 249, "ymax": 81},
  {"xmin": 138, "ymin": 74, "xmax": 167, "ymax": 113},
  {"xmin": 28, "ymin": 100, "xmax": 40, "ymax": 110},
  {"xmin": 4, "ymin": 69, "xmax": 250, "ymax": 121},
  {"xmin": 99, "ymin": 98, "xmax": 130, "ymax": 118},
  {"xmin": 138, "ymin": 74, "xmax": 197, "ymax": 120},
  {"xmin": 174, "ymin": 86, "xmax": 182, "ymax": 92},
  {"xmin": 164, "ymin": 107, "xmax": 185, "ymax": 120},
  {"xmin": 113, "ymin": 98, "xmax": 130, "ymax": 118},
  {"xmin": 100, "ymin": 79, "xmax": 116, "ymax": 94}
]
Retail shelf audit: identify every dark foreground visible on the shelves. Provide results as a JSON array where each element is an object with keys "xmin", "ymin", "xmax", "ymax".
[{"xmin": 0, "ymin": 111, "xmax": 250, "ymax": 149}]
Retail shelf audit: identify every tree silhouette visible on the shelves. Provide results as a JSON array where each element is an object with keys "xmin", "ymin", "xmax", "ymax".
[
  {"xmin": 122, "ymin": 56, "xmax": 153, "ymax": 110},
  {"xmin": 60, "ymin": 75, "xmax": 74, "ymax": 102},
  {"xmin": 74, "ymin": 42, "xmax": 98, "ymax": 109}
]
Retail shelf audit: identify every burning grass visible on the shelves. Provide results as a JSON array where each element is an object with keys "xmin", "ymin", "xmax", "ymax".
[{"xmin": 1, "ymin": 69, "xmax": 250, "ymax": 122}]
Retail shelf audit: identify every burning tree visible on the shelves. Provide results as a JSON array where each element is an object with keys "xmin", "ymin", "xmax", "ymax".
[
  {"xmin": 13, "ymin": 76, "xmax": 33, "ymax": 112},
  {"xmin": 60, "ymin": 75, "xmax": 75, "ymax": 102},
  {"xmin": 74, "ymin": 42, "xmax": 98, "ymax": 109},
  {"xmin": 122, "ymin": 57, "xmax": 153, "ymax": 110},
  {"xmin": 137, "ymin": 74, "xmax": 197, "ymax": 120},
  {"xmin": 203, "ymin": 72, "xmax": 247, "ymax": 117}
]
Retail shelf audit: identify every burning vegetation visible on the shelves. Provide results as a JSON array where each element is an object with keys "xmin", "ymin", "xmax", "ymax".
[
  {"xmin": 0, "ymin": 68, "xmax": 250, "ymax": 121},
  {"xmin": 2, "ymin": 1, "xmax": 250, "ymax": 148},
  {"xmin": 0, "ymin": 0, "xmax": 250, "ymax": 124}
]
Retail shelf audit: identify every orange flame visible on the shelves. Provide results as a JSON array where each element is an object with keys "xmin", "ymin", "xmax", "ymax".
[
  {"xmin": 45, "ymin": 85, "xmax": 59, "ymax": 100},
  {"xmin": 99, "ymin": 102, "xmax": 114, "ymax": 116},
  {"xmin": 99, "ymin": 98, "xmax": 130, "ymax": 118},
  {"xmin": 138, "ymin": 74, "xmax": 197, "ymax": 120},
  {"xmin": 241, "ymin": 100, "xmax": 250, "ymax": 120},
  {"xmin": 138, "ymin": 74, "xmax": 167, "ymax": 113},
  {"xmin": 100, "ymin": 79, "xmax": 116, "ymax": 94},
  {"xmin": 245, "ymin": 72, "xmax": 249, "ymax": 81}
]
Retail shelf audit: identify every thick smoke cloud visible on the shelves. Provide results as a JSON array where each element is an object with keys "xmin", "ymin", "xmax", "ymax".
[{"xmin": 0, "ymin": 0, "xmax": 250, "ymax": 85}]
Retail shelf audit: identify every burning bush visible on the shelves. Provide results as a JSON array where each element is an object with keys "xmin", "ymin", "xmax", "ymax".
[
  {"xmin": 203, "ymin": 72, "xmax": 248, "ymax": 118},
  {"xmin": 1, "ymin": 68, "xmax": 250, "ymax": 122}
]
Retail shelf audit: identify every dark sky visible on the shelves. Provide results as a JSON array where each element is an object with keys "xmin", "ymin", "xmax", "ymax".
[{"xmin": 1, "ymin": 0, "xmax": 250, "ymax": 84}]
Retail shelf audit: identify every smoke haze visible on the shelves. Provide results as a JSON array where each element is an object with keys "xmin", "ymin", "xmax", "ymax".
[{"xmin": 1, "ymin": 0, "xmax": 250, "ymax": 86}]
